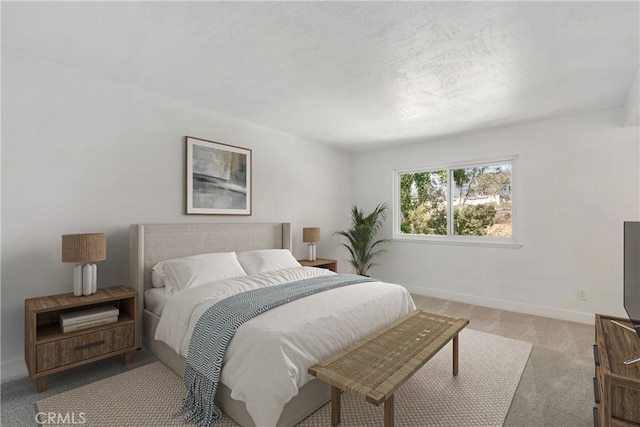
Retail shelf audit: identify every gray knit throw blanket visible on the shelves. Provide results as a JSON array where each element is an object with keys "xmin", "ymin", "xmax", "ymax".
[{"xmin": 176, "ymin": 273, "xmax": 374, "ymax": 427}]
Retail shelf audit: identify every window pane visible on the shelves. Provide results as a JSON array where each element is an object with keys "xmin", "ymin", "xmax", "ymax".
[
  {"xmin": 399, "ymin": 170, "xmax": 448, "ymax": 235},
  {"xmin": 452, "ymin": 164, "xmax": 512, "ymax": 237}
]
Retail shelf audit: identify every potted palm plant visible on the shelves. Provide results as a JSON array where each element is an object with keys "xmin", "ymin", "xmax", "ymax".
[{"xmin": 335, "ymin": 202, "xmax": 390, "ymax": 276}]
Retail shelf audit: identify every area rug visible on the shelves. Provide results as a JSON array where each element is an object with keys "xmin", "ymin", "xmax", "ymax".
[{"xmin": 36, "ymin": 328, "xmax": 532, "ymax": 426}]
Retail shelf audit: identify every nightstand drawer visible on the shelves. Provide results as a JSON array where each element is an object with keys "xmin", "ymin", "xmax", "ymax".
[{"xmin": 36, "ymin": 324, "xmax": 134, "ymax": 372}]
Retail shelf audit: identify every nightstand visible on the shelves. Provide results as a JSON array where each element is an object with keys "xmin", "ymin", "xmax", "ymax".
[
  {"xmin": 298, "ymin": 258, "xmax": 337, "ymax": 272},
  {"xmin": 24, "ymin": 286, "xmax": 139, "ymax": 392}
]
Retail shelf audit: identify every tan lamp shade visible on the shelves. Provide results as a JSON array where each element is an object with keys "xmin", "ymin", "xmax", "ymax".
[
  {"xmin": 62, "ymin": 233, "xmax": 107, "ymax": 263},
  {"xmin": 302, "ymin": 227, "xmax": 320, "ymax": 243}
]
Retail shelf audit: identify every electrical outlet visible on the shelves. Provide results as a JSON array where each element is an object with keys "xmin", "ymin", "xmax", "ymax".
[{"xmin": 577, "ymin": 289, "xmax": 587, "ymax": 301}]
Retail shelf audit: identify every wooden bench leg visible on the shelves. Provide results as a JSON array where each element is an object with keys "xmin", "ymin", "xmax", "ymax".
[
  {"xmin": 453, "ymin": 334, "xmax": 459, "ymax": 376},
  {"xmin": 331, "ymin": 386, "xmax": 341, "ymax": 426},
  {"xmin": 384, "ymin": 394, "xmax": 394, "ymax": 427}
]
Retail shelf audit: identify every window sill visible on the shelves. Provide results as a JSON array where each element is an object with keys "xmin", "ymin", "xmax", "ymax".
[{"xmin": 392, "ymin": 234, "xmax": 522, "ymax": 248}]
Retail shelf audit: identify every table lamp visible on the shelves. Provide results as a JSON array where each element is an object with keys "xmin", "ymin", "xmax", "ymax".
[
  {"xmin": 62, "ymin": 233, "xmax": 107, "ymax": 296},
  {"xmin": 302, "ymin": 227, "xmax": 320, "ymax": 261}
]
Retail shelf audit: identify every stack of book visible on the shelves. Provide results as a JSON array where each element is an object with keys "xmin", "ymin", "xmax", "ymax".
[{"xmin": 59, "ymin": 305, "xmax": 119, "ymax": 333}]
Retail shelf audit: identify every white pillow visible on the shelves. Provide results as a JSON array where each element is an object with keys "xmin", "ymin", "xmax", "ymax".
[
  {"xmin": 151, "ymin": 269, "xmax": 165, "ymax": 288},
  {"xmin": 237, "ymin": 249, "xmax": 301, "ymax": 275},
  {"xmin": 151, "ymin": 252, "xmax": 247, "ymax": 295}
]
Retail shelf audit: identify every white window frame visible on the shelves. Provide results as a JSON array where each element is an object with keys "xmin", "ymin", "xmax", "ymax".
[{"xmin": 392, "ymin": 156, "xmax": 521, "ymax": 248}]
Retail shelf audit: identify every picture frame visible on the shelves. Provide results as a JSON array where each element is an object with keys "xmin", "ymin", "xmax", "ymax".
[{"xmin": 185, "ymin": 136, "xmax": 252, "ymax": 215}]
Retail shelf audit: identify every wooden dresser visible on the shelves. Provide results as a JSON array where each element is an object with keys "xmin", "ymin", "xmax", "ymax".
[{"xmin": 593, "ymin": 314, "xmax": 640, "ymax": 427}]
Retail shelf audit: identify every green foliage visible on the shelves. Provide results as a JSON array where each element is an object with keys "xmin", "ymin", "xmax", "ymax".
[
  {"xmin": 335, "ymin": 203, "xmax": 389, "ymax": 276},
  {"xmin": 427, "ymin": 208, "xmax": 448, "ymax": 235},
  {"xmin": 399, "ymin": 171, "xmax": 447, "ymax": 234},
  {"xmin": 399, "ymin": 164, "xmax": 510, "ymax": 237},
  {"xmin": 453, "ymin": 204, "xmax": 496, "ymax": 236},
  {"xmin": 474, "ymin": 168, "xmax": 511, "ymax": 201}
]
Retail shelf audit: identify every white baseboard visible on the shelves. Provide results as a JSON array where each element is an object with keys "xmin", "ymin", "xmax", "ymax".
[
  {"xmin": 404, "ymin": 285, "xmax": 595, "ymax": 325},
  {"xmin": 1, "ymin": 358, "xmax": 28, "ymax": 382}
]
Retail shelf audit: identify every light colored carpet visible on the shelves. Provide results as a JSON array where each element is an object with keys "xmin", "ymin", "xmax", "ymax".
[{"xmin": 36, "ymin": 328, "xmax": 532, "ymax": 427}]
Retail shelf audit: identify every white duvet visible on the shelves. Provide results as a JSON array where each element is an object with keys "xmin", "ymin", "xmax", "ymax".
[{"xmin": 155, "ymin": 267, "xmax": 415, "ymax": 427}]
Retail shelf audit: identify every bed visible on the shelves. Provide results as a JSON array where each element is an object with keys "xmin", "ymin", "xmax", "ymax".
[{"xmin": 129, "ymin": 223, "xmax": 415, "ymax": 427}]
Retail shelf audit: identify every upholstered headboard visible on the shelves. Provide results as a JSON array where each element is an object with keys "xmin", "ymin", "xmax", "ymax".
[{"xmin": 128, "ymin": 222, "xmax": 292, "ymax": 328}]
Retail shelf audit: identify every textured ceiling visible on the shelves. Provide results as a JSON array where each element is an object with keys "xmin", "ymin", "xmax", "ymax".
[{"xmin": 2, "ymin": 2, "xmax": 639, "ymax": 151}]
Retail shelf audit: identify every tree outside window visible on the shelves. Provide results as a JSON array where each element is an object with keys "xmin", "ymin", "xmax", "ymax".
[{"xmin": 398, "ymin": 161, "xmax": 513, "ymax": 239}]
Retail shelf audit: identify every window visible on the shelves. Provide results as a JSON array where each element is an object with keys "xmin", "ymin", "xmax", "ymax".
[{"xmin": 394, "ymin": 158, "xmax": 517, "ymax": 246}]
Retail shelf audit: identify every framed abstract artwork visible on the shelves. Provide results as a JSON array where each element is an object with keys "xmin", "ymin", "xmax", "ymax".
[{"xmin": 185, "ymin": 136, "xmax": 252, "ymax": 215}]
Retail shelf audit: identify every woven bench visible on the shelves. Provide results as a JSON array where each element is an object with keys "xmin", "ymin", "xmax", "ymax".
[{"xmin": 308, "ymin": 309, "xmax": 469, "ymax": 427}]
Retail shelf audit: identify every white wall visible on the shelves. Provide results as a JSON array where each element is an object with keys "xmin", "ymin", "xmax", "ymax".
[
  {"xmin": 3, "ymin": 51, "xmax": 637, "ymax": 381},
  {"xmin": 352, "ymin": 109, "xmax": 639, "ymax": 324},
  {"xmin": 0, "ymin": 53, "xmax": 353, "ymax": 379}
]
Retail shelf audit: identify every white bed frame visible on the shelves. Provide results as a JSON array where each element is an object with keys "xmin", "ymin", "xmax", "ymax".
[{"xmin": 129, "ymin": 223, "xmax": 331, "ymax": 427}]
